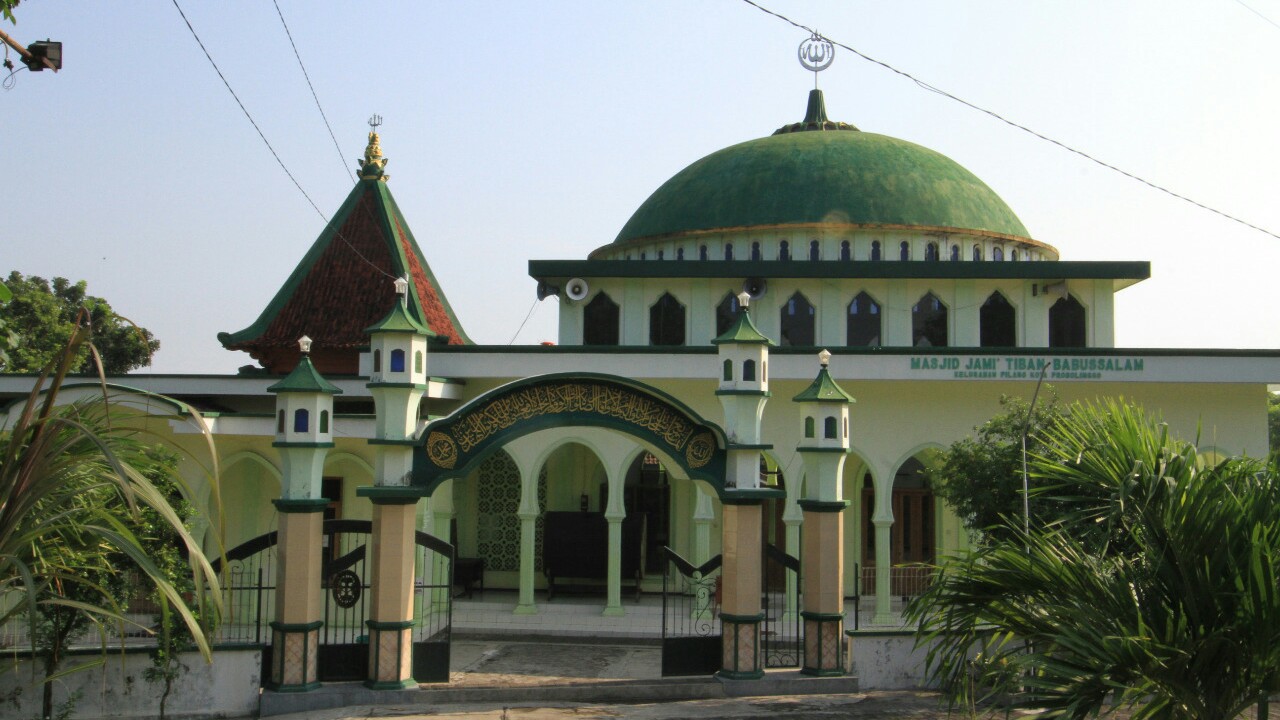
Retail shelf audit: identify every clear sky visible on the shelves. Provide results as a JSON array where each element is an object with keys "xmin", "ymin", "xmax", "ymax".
[{"xmin": 3, "ymin": 1, "xmax": 1279, "ymax": 374}]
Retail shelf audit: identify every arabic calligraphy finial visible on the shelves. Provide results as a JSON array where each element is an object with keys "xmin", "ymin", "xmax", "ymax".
[{"xmin": 798, "ymin": 32, "xmax": 834, "ymax": 88}]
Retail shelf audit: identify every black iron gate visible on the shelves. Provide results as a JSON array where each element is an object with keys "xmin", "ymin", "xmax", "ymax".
[
  {"xmin": 762, "ymin": 543, "xmax": 801, "ymax": 668},
  {"xmin": 660, "ymin": 547, "xmax": 721, "ymax": 676},
  {"xmin": 215, "ymin": 519, "xmax": 453, "ymax": 684}
]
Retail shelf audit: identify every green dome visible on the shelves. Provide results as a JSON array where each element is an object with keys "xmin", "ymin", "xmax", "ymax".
[{"xmin": 612, "ymin": 92, "xmax": 1030, "ymax": 247}]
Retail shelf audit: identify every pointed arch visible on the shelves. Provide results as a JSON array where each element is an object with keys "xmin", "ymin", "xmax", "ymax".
[
  {"xmin": 847, "ymin": 291, "xmax": 881, "ymax": 347},
  {"xmin": 649, "ymin": 292, "xmax": 686, "ymax": 346},
  {"xmin": 583, "ymin": 292, "xmax": 620, "ymax": 346},
  {"xmin": 912, "ymin": 292, "xmax": 948, "ymax": 347},
  {"xmin": 715, "ymin": 291, "xmax": 742, "ymax": 337},
  {"xmin": 1049, "ymin": 294, "xmax": 1087, "ymax": 347},
  {"xmin": 780, "ymin": 291, "xmax": 815, "ymax": 347},
  {"xmin": 980, "ymin": 291, "xmax": 1017, "ymax": 347}
]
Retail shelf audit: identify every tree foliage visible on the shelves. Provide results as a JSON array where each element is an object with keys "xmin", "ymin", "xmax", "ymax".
[
  {"xmin": 1267, "ymin": 392, "xmax": 1280, "ymax": 457},
  {"xmin": 927, "ymin": 392, "xmax": 1065, "ymax": 543},
  {"xmin": 0, "ymin": 317, "xmax": 222, "ymax": 697},
  {"xmin": 908, "ymin": 399, "xmax": 1280, "ymax": 720},
  {"xmin": 2, "ymin": 271, "xmax": 159, "ymax": 374}
]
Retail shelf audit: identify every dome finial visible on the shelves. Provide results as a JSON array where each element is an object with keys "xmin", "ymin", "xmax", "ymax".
[
  {"xmin": 804, "ymin": 89, "xmax": 829, "ymax": 125},
  {"xmin": 358, "ymin": 114, "xmax": 390, "ymax": 182}
]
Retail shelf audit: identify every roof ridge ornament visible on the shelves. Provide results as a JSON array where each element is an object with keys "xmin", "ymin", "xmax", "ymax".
[{"xmin": 358, "ymin": 114, "xmax": 390, "ymax": 182}]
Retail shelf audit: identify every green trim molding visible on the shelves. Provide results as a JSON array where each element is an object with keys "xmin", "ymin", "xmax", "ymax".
[
  {"xmin": 798, "ymin": 499, "xmax": 850, "ymax": 512},
  {"xmin": 272, "ymin": 441, "xmax": 336, "ymax": 449},
  {"xmin": 800, "ymin": 611, "xmax": 845, "ymax": 622},
  {"xmin": 726, "ymin": 443, "xmax": 773, "ymax": 450},
  {"xmin": 367, "ymin": 438, "xmax": 421, "ymax": 446},
  {"xmin": 721, "ymin": 488, "xmax": 786, "ymax": 504},
  {"xmin": 270, "ymin": 620, "xmax": 324, "ymax": 632},
  {"xmin": 530, "ymin": 259, "xmax": 1150, "ymax": 286},
  {"xmin": 272, "ymin": 498, "xmax": 330, "ymax": 514},
  {"xmin": 366, "ymin": 619, "xmax": 415, "ymax": 630},
  {"xmin": 797, "ymin": 447, "xmax": 853, "ymax": 455},
  {"xmin": 714, "ymin": 389, "xmax": 772, "ymax": 398},
  {"xmin": 366, "ymin": 382, "xmax": 430, "ymax": 391},
  {"xmin": 357, "ymin": 486, "xmax": 423, "ymax": 504}
]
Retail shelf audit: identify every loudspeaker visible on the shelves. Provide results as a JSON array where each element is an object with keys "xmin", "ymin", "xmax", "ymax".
[
  {"xmin": 565, "ymin": 278, "xmax": 590, "ymax": 302},
  {"xmin": 536, "ymin": 281, "xmax": 559, "ymax": 300},
  {"xmin": 742, "ymin": 277, "xmax": 767, "ymax": 300}
]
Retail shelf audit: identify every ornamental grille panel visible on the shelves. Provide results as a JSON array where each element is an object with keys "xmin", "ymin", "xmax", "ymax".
[{"xmin": 475, "ymin": 452, "xmax": 547, "ymax": 572}]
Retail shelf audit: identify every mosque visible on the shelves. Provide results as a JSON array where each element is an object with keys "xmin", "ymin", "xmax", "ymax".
[{"xmin": 3, "ymin": 79, "xmax": 1276, "ymax": 693}]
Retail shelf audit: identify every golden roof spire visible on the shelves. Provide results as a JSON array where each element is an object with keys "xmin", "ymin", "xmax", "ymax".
[{"xmin": 357, "ymin": 114, "xmax": 390, "ymax": 181}]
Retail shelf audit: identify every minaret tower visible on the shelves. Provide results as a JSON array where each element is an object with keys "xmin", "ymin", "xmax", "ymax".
[
  {"xmin": 266, "ymin": 335, "xmax": 342, "ymax": 692},
  {"xmin": 793, "ymin": 349, "xmax": 855, "ymax": 676}
]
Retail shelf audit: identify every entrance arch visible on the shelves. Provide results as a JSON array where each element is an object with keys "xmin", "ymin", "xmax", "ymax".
[{"xmin": 411, "ymin": 373, "xmax": 729, "ymax": 498}]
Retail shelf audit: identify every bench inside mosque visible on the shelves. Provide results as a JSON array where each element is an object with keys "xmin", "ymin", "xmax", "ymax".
[{"xmin": 542, "ymin": 511, "xmax": 647, "ymax": 600}]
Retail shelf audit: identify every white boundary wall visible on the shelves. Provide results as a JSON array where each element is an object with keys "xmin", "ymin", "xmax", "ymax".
[{"xmin": 0, "ymin": 647, "xmax": 261, "ymax": 720}]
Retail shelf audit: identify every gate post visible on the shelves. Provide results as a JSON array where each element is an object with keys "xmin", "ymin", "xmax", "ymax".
[
  {"xmin": 360, "ymin": 279, "xmax": 432, "ymax": 689},
  {"xmin": 719, "ymin": 498, "xmax": 765, "ymax": 680},
  {"xmin": 265, "ymin": 337, "xmax": 342, "ymax": 692},
  {"xmin": 793, "ymin": 350, "xmax": 855, "ymax": 676},
  {"xmin": 365, "ymin": 496, "xmax": 419, "ymax": 689}
]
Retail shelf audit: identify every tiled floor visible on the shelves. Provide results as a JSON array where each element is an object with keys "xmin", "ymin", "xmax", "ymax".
[
  {"xmin": 451, "ymin": 592, "xmax": 666, "ymax": 639},
  {"xmin": 449, "ymin": 591, "xmax": 911, "ymax": 639}
]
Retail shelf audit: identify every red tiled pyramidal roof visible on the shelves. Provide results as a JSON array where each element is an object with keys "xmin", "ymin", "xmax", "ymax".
[{"xmin": 219, "ymin": 132, "xmax": 469, "ymax": 375}]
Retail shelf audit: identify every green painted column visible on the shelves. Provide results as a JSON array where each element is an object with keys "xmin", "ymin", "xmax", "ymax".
[
  {"xmin": 783, "ymin": 508, "xmax": 802, "ymax": 622},
  {"xmin": 514, "ymin": 509, "xmax": 539, "ymax": 615},
  {"xmin": 872, "ymin": 518, "xmax": 894, "ymax": 625},
  {"xmin": 692, "ymin": 485, "xmax": 715, "ymax": 567},
  {"xmin": 603, "ymin": 511, "xmax": 625, "ymax": 616}
]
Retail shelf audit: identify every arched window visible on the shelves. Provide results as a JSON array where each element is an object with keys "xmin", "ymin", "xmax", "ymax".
[
  {"xmin": 1049, "ymin": 294, "xmax": 1087, "ymax": 347},
  {"xmin": 649, "ymin": 292, "xmax": 685, "ymax": 346},
  {"xmin": 676, "ymin": 248, "xmax": 684, "ymax": 260},
  {"xmin": 871, "ymin": 241, "xmax": 882, "ymax": 261},
  {"xmin": 640, "ymin": 252, "xmax": 646, "ymax": 260},
  {"xmin": 699, "ymin": 245, "xmax": 708, "ymax": 261},
  {"xmin": 847, "ymin": 291, "xmax": 881, "ymax": 346},
  {"xmin": 722, "ymin": 358, "xmax": 733, "ymax": 381},
  {"xmin": 320, "ymin": 410, "xmax": 329, "ymax": 434},
  {"xmin": 925, "ymin": 242, "xmax": 939, "ymax": 262},
  {"xmin": 972, "ymin": 244, "xmax": 982, "ymax": 261},
  {"xmin": 751, "ymin": 241, "xmax": 761, "ymax": 261},
  {"xmin": 840, "ymin": 240, "xmax": 851, "ymax": 261},
  {"xmin": 294, "ymin": 408, "xmax": 309, "ymax": 433},
  {"xmin": 912, "ymin": 292, "xmax": 948, "ymax": 347},
  {"xmin": 724, "ymin": 243, "xmax": 734, "ymax": 261},
  {"xmin": 809, "ymin": 240, "xmax": 820, "ymax": 261},
  {"xmin": 824, "ymin": 416, "xmax": 838, "ymax": 439},
  {"xmin": 1011, "ymin": 249, "xmax": 1019, "ymax": 262},
  {"xmin": 993, "ymin": 246, "xmax": 1005, "ymax": 261},
  {"xmin": 980, "ymin": 292, "xmax": 1016, "ymax": 347},
  {"xmin": 657, "ymin": 249, "xmax": 664, "ymax": 260},
  {"xmin": 950, "ymin": 244, "xmax": 960, "ymax": 261},
  {"xmin": 804, "ymin": 417, "xmax": 815, "ymax": 438},
  {"xmin": 779, "ymin": 240, "xmax": 791, "ymax": 261},
  {"xmin": 414, "ymin": 351, "xmax": 423, "ymax": 373},
  {"xmin": 277, "ymin": 409, "xmax": 285, "ymax": 433},
  {"xmin": 373, "ymin": 349, "xmax": 381, "ymax": 372},
  {"xmin": 715, "ymin": 292, "xmax": 741, "ymax": 336},
  {"xmin": 583, "ymin": 292, "xmax": 620, "ymax": 345},
  {"xmin": 900, "ymin": 241, "xmax": 910, "ymax": 261},
  {"xmin": 743, "ymin": 359, "xmax": 757, "ymax": 381},
  {"xmin": 780, "ymin": 292, "xmax": 815, "ymax": 347},
  {"xmin": 390, "ymin": 349, "xmax": 406, "ymax": 372}
]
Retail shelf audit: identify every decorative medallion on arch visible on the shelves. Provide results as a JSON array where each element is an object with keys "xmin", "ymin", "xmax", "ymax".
[{"xmin": 413, "ymin": 373, "xmax": 728, "ymax": 496}]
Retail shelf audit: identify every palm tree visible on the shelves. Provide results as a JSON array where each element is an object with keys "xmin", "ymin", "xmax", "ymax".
[
  {"xmin": 908, "ymin": 399, "xmax": 1280, "ymax": 720},
  {"xmin": 0, "ymin": 319, "xmax": 223, "ymax": 702}
]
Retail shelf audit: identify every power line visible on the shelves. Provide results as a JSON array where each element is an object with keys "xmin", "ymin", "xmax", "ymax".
[
  {"xmin": 508, "ymin": 298, "xmax": 540, "ymax": 345},
  {"xmin": 170, "ymin": 0, "xmax": 395, "ymax": 282},
  {"xmin": 1235, "ymin": 0, "xmax": 1280, "ymax": 32},
  {"xmin": 739, "ymin": 0, "xmax": 1280, "ymax": 242},
  {"xmin": 272, "ymin": 0, "xmax": 354, "ymax": 184}
]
